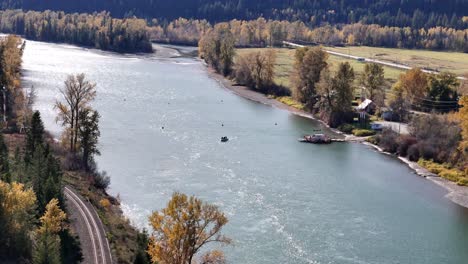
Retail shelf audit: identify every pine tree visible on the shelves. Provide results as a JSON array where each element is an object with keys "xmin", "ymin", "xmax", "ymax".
[
  {"xmin": 78, "ymin": 109, "xmax": 100, "ymax": 171},
  {"xmin": 25, "ymin": 111, "xmax": 45, "ymax": 163},
  {"xmin": 0, "ymin": 133, "xmax": 10, "ymax": 182}
]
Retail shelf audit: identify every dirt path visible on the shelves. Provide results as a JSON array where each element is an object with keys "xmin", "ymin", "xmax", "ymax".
[{"xmin": 64, "ymin": 186, "xmax": 113, "ymax": 264}]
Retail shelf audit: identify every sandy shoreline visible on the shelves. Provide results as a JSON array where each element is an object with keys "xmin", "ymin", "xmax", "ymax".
[{"xmin": 207, "ymin": 67, "xmax": 468, "ymax": 209}]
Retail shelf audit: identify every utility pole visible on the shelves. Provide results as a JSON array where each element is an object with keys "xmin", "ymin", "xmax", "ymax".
[{"xmin": 2, "ymin": 86, "xmax": 6, "ymax": 125}]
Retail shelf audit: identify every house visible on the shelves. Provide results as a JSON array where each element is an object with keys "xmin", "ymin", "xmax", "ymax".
[{"xmin": 356, "ymin": 98, "xmax": 376, "ymax": 114}]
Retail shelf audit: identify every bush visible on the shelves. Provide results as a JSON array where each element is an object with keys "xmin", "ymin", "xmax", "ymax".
[
  {"xmin": 366, "ymin": 136, "xmax": 379, "ymax": 145},
  {"xmin": 377, "ymin": 129, "xmax": 398, "ymax": 153},
  {"xmin": 397, "ymin": 135, "xmax": 418, "ymax": 157},
  {"xmin": 338, "ymin": 123, "xmax": 354, "ymax": 134},
  {"xmin": 100, "ymin": 198, "xmax": 111, "ymax": 210},
  {"xmin": 352, "ymin": 129, "xmax": 376, "ymax": 137},
  {"xmin": 63, "ymin": 153, "xmax": 83, "ymax": 171},
  {"xmin": 94, "ymin": 171, "xmax": 111, "ymax": 190},
  {"xmin": 418, "ymin": 159, "xmax": 446, "ymax": 174},
  {"xmin": 407, "ymin": 144, "xmax": 420, "ymax": 161},
  {"xmin": 276, "ymin": 96, "xmax": 304, "ymax": 110},
  {"xmin": 418, "ymin": 142, "xmax": 437, "ymax": 161},
  {"xmin": 409, "ymin": 114, "xmax": 462, "ymax": 163},
  {"xmin": 418, "ymin": 159, "xmax": 467, "ymax": 184},
  {"xmin": 439, "ymin": 169, "xmax": 463, "ymax": 182},
  {"xmin": 457, "ymin": 177, "xmax": 468, "ymax": 186}
]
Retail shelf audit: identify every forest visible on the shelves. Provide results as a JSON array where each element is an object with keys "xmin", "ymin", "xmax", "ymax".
[
  {"xmin": 0, "ymin": 10, "xmax": 153, "ymax": 53},
  {"xmin": 1, "ymin": 0, "xmax": 468, "ymax": 29},
  {"xmin": 0, "ymin": 9, "xmax": 467, "ymax": 54},
  {"xmin": 153, "ymin": 18, "xmax": 468, "ymax": 52}
]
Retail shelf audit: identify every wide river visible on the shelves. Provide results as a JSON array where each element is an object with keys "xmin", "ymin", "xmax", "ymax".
[{"xmin": 22, "ymin": 40, "xmax": 468, "ymax": 264}]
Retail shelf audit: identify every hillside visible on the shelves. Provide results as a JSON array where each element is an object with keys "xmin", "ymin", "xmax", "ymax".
[{"xmin": 1, "ymin": 0, "xmax": 468, "ymax": 28}]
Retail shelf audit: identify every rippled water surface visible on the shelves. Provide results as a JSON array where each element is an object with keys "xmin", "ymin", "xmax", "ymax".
[{"xmin": 23, "ymin": 40, "xmax": 468, "ymax": 264}]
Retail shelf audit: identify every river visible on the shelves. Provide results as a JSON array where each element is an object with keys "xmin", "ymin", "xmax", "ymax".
[{"xmin": 22, "ymin": 40, "xmax": 468, "ymax": 264}]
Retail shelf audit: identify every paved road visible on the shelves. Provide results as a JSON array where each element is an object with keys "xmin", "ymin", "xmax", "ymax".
[
  {"xmin": 64, "ymin": 186, "xmax": 113, "ymax": 264},
  {"xmin": 283, "ymin": 41, "xmax": 466, "ymax": 80},
  {"xmin": 374, "ymin": 121, "xmax": 410, "ymax": 135}
]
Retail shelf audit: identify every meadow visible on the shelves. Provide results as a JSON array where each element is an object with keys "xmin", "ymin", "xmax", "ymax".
[{"xmin": 237, "ymin": 46, "xmax": 468, "ymax": 89}]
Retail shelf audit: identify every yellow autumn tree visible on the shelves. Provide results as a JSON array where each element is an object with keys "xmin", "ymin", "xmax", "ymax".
[
  {"xmin": 148, "ymin": 192, "xmax": 231, "ymax": 264},
  {"xmin": 33, "ymin": 198, "xmax": 67, "ymax": 264},
  {"xmin": 459, "ymin": 96, "xmax": 468, "ymax": 167},
  {"xmin": 0, "ymin": 181, "xmax": 37, "ymax": 258}
]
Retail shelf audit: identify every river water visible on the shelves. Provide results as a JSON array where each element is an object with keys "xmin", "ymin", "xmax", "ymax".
[{"xmin": 22, "ymin": 40, "xmax": 468, "ymax": 264}]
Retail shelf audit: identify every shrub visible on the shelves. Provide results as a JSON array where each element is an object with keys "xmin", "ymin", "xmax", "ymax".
[
  {"xmin": 377, "ymin": 129, "xmax": 398, "ymax": 153},
  {"xmin": 439, "ymin": 169, "xmax": 463, "ymax": 182},
  {"xmin": 63, "ymin": 153, "xmax": 83, "ymax": 171},
  {"xmin": 397, "ymin": 135, "xmax": 418, "ymax": 157},
  {"xmin": 418, "ymin": 159, "xmax": 467, "ymax": 184},
  {"xmin": 417, "ymin": 142, "xmax": 437, "ymax": 161},
  {"xmin": 100, "ymin": 198, "xmax": 111, "ymax": 210},
  {"xmin": 418, "ymin": 159, "xmax": 447, "ymax": 174},
  {"xmin": 407, "ymin": 144, "xmax": 420, "ymax": 161},
  {"xmin": 338, "ymin": 123, "xmax": 354, "ymax": 134},
  {"xmin": 352, "ymin": 129, "xmax": 376, "ymax": 137},
  {"xmin": 366, "ymin": 136, "xmax": 379, "ymax": 145},
  {"xmin": 409, "ymin": 114, "xmax": 462, "ymax": 163},
  {"xmin": 94, "ymin": 171, "xmax": 111, "ymax": 190},
  {"xmin": 276, "ymin": 96, "xmax": 305, "ymax": 110},
  {"xmin": 457, "ymin": 177, "xmax": 468, "ymax": 186}
]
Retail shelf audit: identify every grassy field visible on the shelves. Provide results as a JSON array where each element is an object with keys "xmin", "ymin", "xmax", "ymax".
[
  {"xmin": 326, "ymin": 46, "xmax": 468, "ymax": 76},
  {"xmin": 237, "ymin": 46, "xmax": 468, "ymax": 90},
  {"xmin": 236, "ymin": 47, "xmax": 405, "ymax": 88}
]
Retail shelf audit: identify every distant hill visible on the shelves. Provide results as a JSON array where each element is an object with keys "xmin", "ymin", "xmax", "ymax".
[{"xmin": 1, "ymin": 0, "xmax": 468, "ymax": 29}]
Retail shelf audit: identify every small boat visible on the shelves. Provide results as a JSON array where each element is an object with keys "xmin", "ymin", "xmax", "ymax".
[
  {"xmin": 221, "ymin": 136, "xmax": 229, "ymax": 142},
  {"xmin": 299, "ymin": 134, "xmax": 332, "ymax": 144}
]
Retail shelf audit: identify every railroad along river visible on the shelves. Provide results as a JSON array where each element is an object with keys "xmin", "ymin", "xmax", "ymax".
[{"xmin": 22, "ymin": 40, "xmax": 468, "ymax": 264}]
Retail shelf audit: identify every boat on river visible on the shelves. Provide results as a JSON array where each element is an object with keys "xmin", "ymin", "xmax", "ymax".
[
  {"xmin": 299, "ymin": 134, "xmax": 332, "ymax": 144},
  {"xmin": 221, "ymin": 136, "xmax": 229, "ymax": 142}
]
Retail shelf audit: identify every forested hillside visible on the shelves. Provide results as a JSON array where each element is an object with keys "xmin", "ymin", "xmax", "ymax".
[{"xmin": 1, "ymin": 0, "xmax": 468, "ymax": 29}]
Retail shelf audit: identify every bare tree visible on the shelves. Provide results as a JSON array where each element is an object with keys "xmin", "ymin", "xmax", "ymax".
[{"xmin": 55, "ymin": 74, "xmax": 96, "ymax": 152}]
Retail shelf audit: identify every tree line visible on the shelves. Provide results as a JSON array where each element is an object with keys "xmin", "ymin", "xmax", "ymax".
[
  {"xmin": 2, "ymin": 0, "xmax": 468, "ymax": 29},
  {"xmin": 0, "ymin": 9, "xmax": 153, "ymax": 53},
  {"xmin": 153, "ymin": 18, "xmax": 468, "ymax": 53},
  {"xmin": 1, "ymin": 10, "xmax": 467, "ymax": 53}
]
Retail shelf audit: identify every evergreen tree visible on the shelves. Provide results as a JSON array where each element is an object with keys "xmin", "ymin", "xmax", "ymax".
[
  {"xmin": 78, "ymin": 109, "xmax": 100, "ymax": 171},
  {"xmin": 29, "ymin": 145, "xmax": 63, "ymax": 214},
  {"xmin": 0, "ymin": 133, "xmax": 10, "ymax": 182},
  {"xmin": 25, "ymin": 111, "xmax": 45, "ymax": 163}
]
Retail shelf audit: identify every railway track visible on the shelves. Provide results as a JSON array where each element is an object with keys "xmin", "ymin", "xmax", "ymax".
[{"xmin": 64, "ymin": 186, "xmax": 113, "ymax": 264}]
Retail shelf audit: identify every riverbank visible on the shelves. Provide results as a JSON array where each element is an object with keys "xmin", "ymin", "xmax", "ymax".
[
  {"xmin": 363, "ymin": 141, "xmax": 468, "ymax": 208},
  {"xmin": 206, "ymin": 68, "xmax": 345, "ymax": 138},
  {"xmin": 206, "ymin": 66, "xmax": 468, "ymax": 209}
]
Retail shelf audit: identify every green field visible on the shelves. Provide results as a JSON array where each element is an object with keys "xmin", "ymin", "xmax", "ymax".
[
  {"xmin": 237, "ymin": 46, "xmax": 468, "ymax": 90},
  {"xmin": 236, "ymin": 48, "xmax": 404, "ymax": 88},
  {"xmin": 326, "ymin": 46, "xmax": 468, "ymax": 76}
]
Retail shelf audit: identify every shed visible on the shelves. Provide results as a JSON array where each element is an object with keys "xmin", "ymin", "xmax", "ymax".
[{"xmin": 356, "ymin": 99, "xmax": 376, "ymax": 114}]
